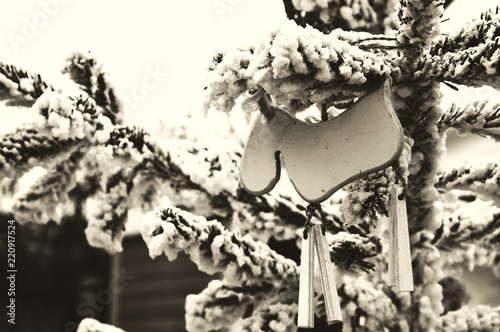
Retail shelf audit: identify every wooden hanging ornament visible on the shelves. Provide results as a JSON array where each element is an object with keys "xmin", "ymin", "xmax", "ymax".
[
  {"xmin": 239, "ymin": 81, "xmax": 408, "ymax": 327},
  {"xmin": 388, "ymin": 184, "xmax": 414, "ymax": 292},
  {"xmin": 240, "ymin": 81, "xmax": 404, "ymax": 203}
]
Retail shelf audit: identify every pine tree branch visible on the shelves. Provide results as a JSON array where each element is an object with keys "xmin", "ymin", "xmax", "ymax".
[
  {"xmin": 420, "ymin": 42, "xmax": 500, "ymax": 89},
  {"xmin": 84, "ymin": 167, "xmax": 131, "ymax": 253},
  {"xmin": 229, "ymin": 295, "xmax": 297, "ymax": 332},
  {"xmin": 429, "ymin": 7, "xmax": 499, "ymax": 55},
  {"xmin": 62, "ymin": 52, "xmax": 123, "ymax": 124},
  {"xmin": 140, "ymin": 205, "xmax": 299, "ymax": 288},
  {"xmin": 327, "ymin": 231, "xmax": 379, "ymax": 272},
  {"xmin": 438, "ymin": 100, "xmax": 500, "ymax": 140},
  {"xmin": 397, "ymin": 0, "xmax": 444, "ymax": 50},
  {"xmin": 340, "ymin": 169, "xmax": 391, "ymax": 228},
  {"xmin": 436, "ymin": 191, "xmax": 500, "ymax": 251},
  {"xmin": 0, "ymin": 62, "xmax": 51, "ymax": 107},
  {"xmin": 185, "ymin": 279, "xmax": 275, "ymax": 332},
  {"xmin": 204, "ymin": 24, "xmax": 392, "ymax": 113},
  {"xmin": 338, "ymin": 275, "xmax": 401, "ymax": 330},
  {"xmin": 437, "ymin": 163, "xmax": 500, "ymax": 206},
  {"xmin": 435, "ymin": 305, "xmax": 500, "ymax": 331},
  {"xmin": 420, "ymin": 8, "xmax": 500, "ymax": 89},
  {"xmin": 11, "ymin": 147, "xmax": 87, "ymax": 224},
  {"xmin": 0, "ymin": 128, "xmax": 81, "ymax": 178},
  {"xmin": 392, "ymin": 82, "xmax": 446, "ymax": 234},
  {"xmin": 31, "ymin": 90, "xmax": 110, "ymax": 141},
  {"xmin": 283, "ymin": 0, "xmax": 399, "ymax": 35}
]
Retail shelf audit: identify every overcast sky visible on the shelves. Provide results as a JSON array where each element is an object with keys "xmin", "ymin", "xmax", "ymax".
[{"xmin": 0, "ymin": 0, "xmax": 499, "ymax": 164}]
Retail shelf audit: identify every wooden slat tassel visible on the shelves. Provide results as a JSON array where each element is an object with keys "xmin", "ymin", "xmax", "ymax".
[
  {"xmin": 388, "ymin": 193, "xmax": 397, "ymax": 287},
  {"xmin": 313, "ymin": 224, "xmax": 343, "ymax": 323},
  {"xmin": 298, "ymin": 228, "xmax": 315, "ymax": 328},
  {"xmin": 389, "ymin": 185, "xmax": 414, "ymax": 292}
]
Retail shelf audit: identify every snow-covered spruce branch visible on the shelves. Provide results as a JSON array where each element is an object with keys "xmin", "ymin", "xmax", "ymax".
[
  {"xmin": 62, "ymin": 52, "xmax": 123, "ymax": 124},
  {"xmin": 229, "ymin": 294, "xmax": 297, "ymax": 332},
  {"xmin": 31, "ymin": 90, "xmax": 111, "ymax": 141},
  {"xmin": 389, "ymin": 79, "xmax": 446, "ymax": 332},
  {"xmin": 0, "ymin": 128, "xmax": 80, "ymax": 178},
  {"xmin": 435, "ymin": 192, "xmax": 500, "ymax": 251},
  {"xmin": 437, "ymin": 163, "xmax": 500, "ymax": 206},
  {"xmin": 397, "ymin": 0, "xmax": 444, "ymax": 51},
  {"xmin": 338, "ymin": 275, "xmax": 402, "ymax": 331},
  {"xmin": 420, "ymin": 41, "xmax": 500, "ymax": 89},
  {"xmin": 325, "ymin": 230, "xmax": 379, "ymax": 272},
  {"xmin": 0, "ymin": 62, "xmax": 51, "ymax": 106},
  {"xmin": 429, "ymin": 7, "xmax": 500, "ymax": 56},
  {"xmin": 140, "ymin": 205, "xmax": 299, "ymax": 288},
  {"xmin": 438, "ymin": 100, "xmax": 500, "ymax": 140},
  {"xmin": 84, "ymin": 167, "xmax": 130, "ymax": 252},
  {"xmin": 393, "ymin": 82, "xmax": 445, "ymax": 233},
  {"xmin": 185, "ymin": 279, "xmax": 278, "ymax": 332},
  {"xmin": 339, "ymin": 135, "xmax": 411, "ymax": 231},
  {"xmin": 76, "ymin": 318, "xmax": 125, "ymax": 332},
  {"xmin": 10, "ymin": 148, "xmax": 87, "ymax": 224},
  {"xmin": 340, "ymin": 169, "xmax": 391, "ymax": 229},
  {"xmin": 288, "ymin": 0, "xmax": 399, "ymax": 35},
  {"xmin": 435, "ymin": 305, "xmax": 500, "ymax": 331},
  {"xmin": 408, "ymin": 242, "xmax": 445, "ymax": 331},
  {"xmin": 418, "ymin": 8, "xmax": 500, "ymax": 89},
  {"xmin": 204, "ymin": 22, "xmax": 393, "ymax": 113}
]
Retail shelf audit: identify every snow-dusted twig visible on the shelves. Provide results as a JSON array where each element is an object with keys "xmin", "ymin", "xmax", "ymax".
[
  {"xmin": 339, "ymin": 275, "xmax": 401, "ymax": 331},
  {"xmin": 11, "ymin": 148, "xmax": 86, "ymax": 224},
  {"xmin": 140, "ymin": 205, "xmax": 299, "ymax": 288},
  {"xmin": 438, "ymin": 101, "xmax": 500, "ymax": 140},
  {"xmin": 0, "ymin": 128, "xmax": 80, "ymax": 178},
  {"xmin": 340, "ymin": 169, "xmax": 391, "ymax": 229},
  {"xmin": 397, "ymin": 0, "xmax": 444, "ymax": 51},
  {"xmin": 437, "ymin": 163, "xmax": 500, "ymax": 206},
  {"xmin": 229, "ymin": 295, "xmax": 297, "ymax": 332},
  {"xmin": 421, "ymin": 40, "xmax": 500, "ymax": 89},
  {"xmin": 436, "ymin": 191, "xmax": 500, "ymax": 251},
  {"xmin": 429, "ymin": 7, "xmax": 499, "ymax": 55},
  {"xmin": 185, "ymin": 279, "xmax": 275, "ymax": 332},
  {"xmin": 435, "ymin": 304, "xmax": 500, "ymax": 331},
  {"xmin": 62, "ymin": 52, "xmax": 123, "ymax": 124},
  {"xmin": 0, "ymin": 62, "xmax": 51, "ymax": 106},
  {"xmin": 419, "ymin": 8, "xmax": 500, "ymax": 88},
  {"xmin": 287, "ymin": 0, "xmax": 399, "ymax": 35}
]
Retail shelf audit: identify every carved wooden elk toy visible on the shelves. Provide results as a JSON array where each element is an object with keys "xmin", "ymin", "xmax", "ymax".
[
  {"xmin": 240, "ymin": 81, "xmax": 404, "ymax": 203},
  {"xmin": 239, "ymin": 81, "xmax": 411, "ymax": 328}
]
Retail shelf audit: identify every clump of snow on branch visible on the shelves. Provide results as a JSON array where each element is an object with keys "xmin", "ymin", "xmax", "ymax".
[
  {"xmin": 204, "ymin": 21, "xmax": 392, "ymax": 114},
  {"xmin": 77, "ymin": 318, "xmax": 126, "ymax": 332},
  {"xmin": 140, "ymin": 205, "xmax": 298, "ymax": 287}
]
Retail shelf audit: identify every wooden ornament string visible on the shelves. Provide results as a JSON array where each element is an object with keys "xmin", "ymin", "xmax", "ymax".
[{"xmin": 388, "ymin": 173, "xmax": 414, "ymax": 292}]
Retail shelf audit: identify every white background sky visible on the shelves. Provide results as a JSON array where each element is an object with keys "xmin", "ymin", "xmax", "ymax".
[{"xmin": 0, "ymin": 0, "xmax": 499, "ymax": 165}]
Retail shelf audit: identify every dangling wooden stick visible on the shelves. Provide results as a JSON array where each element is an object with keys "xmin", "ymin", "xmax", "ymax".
[
  {"xmin": 388, "ymin": 184, "xmax": 414, "ymax": 292},
  {"xmin": 313, "ymin": 224, "xmax": 343, "ymax": 323},
  {"xmin": 298, "ymin": 227, "xmax": 315, "ymax": 328}
]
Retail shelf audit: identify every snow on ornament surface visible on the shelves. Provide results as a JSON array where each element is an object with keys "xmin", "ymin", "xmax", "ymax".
[{"xmin": 240, "ymin": 81, "xmax": 404, "ymax": 203}]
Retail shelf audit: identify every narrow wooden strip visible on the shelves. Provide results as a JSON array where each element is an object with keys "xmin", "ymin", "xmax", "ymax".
[
  {"xmin": 313, "ymin": 224, "xmax": 343, "ymax": 323},
  {"xmin": 298, "ymin": 228, "xmax": 315, "ymax": 328},
  {"xmin": 388, "ymin": 185, "xmax": 397, "ymax": 287},
  {"xmin": 394, "ymin": 186, "xmax": 414, "ymax": 292}
]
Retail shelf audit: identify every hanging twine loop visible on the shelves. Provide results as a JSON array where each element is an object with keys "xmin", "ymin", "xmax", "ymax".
[
  {"xmin": 303, "ymin": 203, "xmax": 328, "ymax": 239},
  {"xmin": 393, "ymin": 161, "xmax": 408, "ymax": 200}
]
